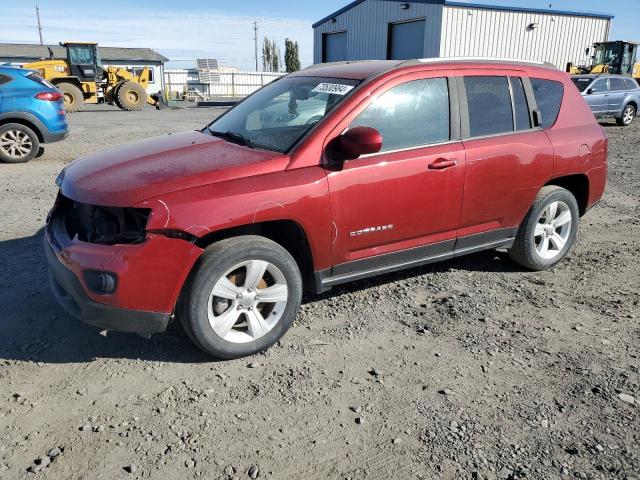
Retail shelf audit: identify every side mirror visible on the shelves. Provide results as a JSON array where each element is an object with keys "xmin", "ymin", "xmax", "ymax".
[
  {"xmin": 339, "ymin": 126, "xmax": 382, "ymax": 157},
  {"xmin": 586, "ymin": 88, "xmax": 593, "ymax": 95}
]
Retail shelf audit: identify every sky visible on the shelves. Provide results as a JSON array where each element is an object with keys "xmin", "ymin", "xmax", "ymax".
[{"xmin": 1, "ymin": 0, "xmax": 637, "ymax": 71}]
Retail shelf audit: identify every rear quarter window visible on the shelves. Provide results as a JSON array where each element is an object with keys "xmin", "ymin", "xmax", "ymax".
[
  {"xmin": 625, "ymin": 78, "xmax": 639, "ymax": 90},
  {"xmin": 27, "ymin": 72, "xmax": 56, "ymax": 89},
  {"xmin": 531, "ymin": 78, "xmax": 564, "ymax": 129}
]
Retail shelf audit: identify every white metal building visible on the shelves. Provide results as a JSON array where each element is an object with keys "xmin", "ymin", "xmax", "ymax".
[
  {"xmin": 0, "ymin": 43, "xmax": 168, "ymax": 94},
  {"xmin": 313, "ymin": 0, "xmax": 613, "ymax": 68}
]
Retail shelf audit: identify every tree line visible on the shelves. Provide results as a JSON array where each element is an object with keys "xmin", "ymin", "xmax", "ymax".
[{"xmin": 262, "ymin": 38, "xmax": 301, "ymax": 73}]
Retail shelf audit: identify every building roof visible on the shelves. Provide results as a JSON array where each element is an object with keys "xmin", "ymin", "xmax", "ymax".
[
  {"xmin": 312, "ymin": 0, "xmax": 614, "ymax": 28},
  {"xmin": 0, "ymin": 43, "xmax": 168, "ymax": 63}
]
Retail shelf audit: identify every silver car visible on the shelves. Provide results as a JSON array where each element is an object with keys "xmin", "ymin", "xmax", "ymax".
[{"xmin": 572, "ymin": 74, "xmax": 640, "ymax": 126}]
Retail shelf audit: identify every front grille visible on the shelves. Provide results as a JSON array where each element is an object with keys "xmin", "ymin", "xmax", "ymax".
[{"xmin": 54, "ymin": 194, "xmax": 151, "ymax": 245}]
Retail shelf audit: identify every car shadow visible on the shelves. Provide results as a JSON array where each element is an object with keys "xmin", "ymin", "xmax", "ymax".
[
  {"xmin": 0, "ymin": 229, "xmax": 525, "ymax": 365},
  {"xmin": 0, "ymin": 228, "xmax": 212, "ymax": 365},
  {"xmin": 304, "ymin": 247, "xmax": 526, "ymax": 305}
]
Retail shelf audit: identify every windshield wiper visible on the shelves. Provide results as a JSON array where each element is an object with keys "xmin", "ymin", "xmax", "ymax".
[{"xmin": 208, "ymin": 129, "xmax": 256, "ymax": 149}]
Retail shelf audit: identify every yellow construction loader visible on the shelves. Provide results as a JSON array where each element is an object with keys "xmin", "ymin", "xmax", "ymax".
[
  {"xmin": 24, "ymin": 42, "xmax": 165, "ymax": 112},
  {"xmin": 567, "ymin": 40, "xmax": 640, "ymax": 83}
]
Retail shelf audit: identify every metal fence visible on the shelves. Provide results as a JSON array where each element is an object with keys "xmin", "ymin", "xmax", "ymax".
[{"xmin": 165, "ymin": 69, "xmax": 284, "ymax": 100}]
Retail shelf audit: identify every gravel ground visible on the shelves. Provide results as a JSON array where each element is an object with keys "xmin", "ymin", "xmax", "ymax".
[{"xmin": 0, "ymin": 105, "xmax": 638, "ymax": 480}]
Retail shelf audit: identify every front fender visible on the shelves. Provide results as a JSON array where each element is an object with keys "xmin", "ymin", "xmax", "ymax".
[{"xmin": 137, "ymin": 167, "xmax": 333, "ymax": 270}]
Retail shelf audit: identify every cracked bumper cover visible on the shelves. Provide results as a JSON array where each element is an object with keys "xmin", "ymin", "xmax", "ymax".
[
  {"xmin": 45, "ymin": 214, "xmax": 203, "ymax": 335},
  {"xmin": 46, "ymin": 241, "xmax": 171, "ymax": 334}
]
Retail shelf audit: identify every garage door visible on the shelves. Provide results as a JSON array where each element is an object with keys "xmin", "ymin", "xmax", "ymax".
[
  {"xmin": 323, "ymin": 31, "xmax": 347, "ymax": 63},
  {"xmin": 387, "ymin": 19, "xmax": 426, "ymax": 60}
]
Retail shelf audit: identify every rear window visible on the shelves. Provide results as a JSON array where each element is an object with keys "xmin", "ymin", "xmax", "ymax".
[
  {"xmin": 27, "ymin": 72, "xmax": 55, "ymax": 89},
  {"xmin": 609, "ymin": 77, "xmax": 626, "ymax": 91},
  {"xmin": 464, "ymin": 76, "xmax": 514, "ymax": 137},
  {"xmin": 531, "ymin": 78, "xmax": 564, "ymax": 129}
]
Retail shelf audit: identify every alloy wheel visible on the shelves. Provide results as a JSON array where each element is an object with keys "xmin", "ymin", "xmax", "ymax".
[
  {"xmin": 207, "ymin": 260, "xmax": 289, "ymax": 344},
  {"xmin": 534, "ymin": 200, "xmax": 573, "ymax": 260},
  {"xmin": 623, "ymin": 106, "xmax": 635, "ymax": 125},
  {"xmin": 0, "ymin": 130, "xmax": 33, "ymax": 160}
]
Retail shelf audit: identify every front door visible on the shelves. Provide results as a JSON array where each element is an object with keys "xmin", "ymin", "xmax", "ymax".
[
  {"xmin": 585, "ymin": 78, "xmax": 609, "ymax": 116},
  {"xmin": 326, "ymin": 76, "xmax": 465, "ymax": 275}
]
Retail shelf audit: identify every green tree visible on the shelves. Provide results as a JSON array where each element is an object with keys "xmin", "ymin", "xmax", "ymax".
[
  {"xmin": 262, "ymin": 38, "xmax": 282, "ymax": 72},
  {"xmin": 271, "ymin": 39, "xmax": 281, "ymax": 73},
  {"xmin": 284, "ymin": 38, "xmax": 301, "ymax": 73},
  {"xmin": 262, "ymin": 37, "xmax": 272, "ymax": 72}
]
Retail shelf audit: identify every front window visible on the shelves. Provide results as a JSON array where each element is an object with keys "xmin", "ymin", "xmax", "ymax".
[
  {"xmin": 350, "ymin": 77, "xmax": 450, "ymax": 152},
  {"xmin": 207, "ymin": 76, "xmax": 360, "ymax": 153},
  {"xmin": 590, "ymin": 78, "xmax": 609, "ymax": 94}
]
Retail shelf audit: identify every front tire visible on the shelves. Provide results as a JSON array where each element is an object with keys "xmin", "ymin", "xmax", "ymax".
[
  {"xmin": 178, "ymin": 236, "xmax": 302, "ymax": 359},
  {"xmin": 617, "ymin": 104, "xmax": 636, "ymax": 126},
  {"xmin": 0, "ymin": 123, "xmax": 40, "ymax": 163},
  {"xmin": 116, "ymin": 82, "xmax": 147, "ymax": 111},
  {"xmin": 508, "ymin": 186, "xmax": 579, "ymax": 271}
]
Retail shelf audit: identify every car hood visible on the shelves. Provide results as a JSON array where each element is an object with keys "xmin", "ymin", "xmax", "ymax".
[{"xmin": 60, "ymin": 130, "xmax": 290, "ymax": 206}]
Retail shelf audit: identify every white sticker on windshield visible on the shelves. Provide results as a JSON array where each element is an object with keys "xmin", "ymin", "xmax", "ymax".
[{"xmin": 312, "ymin": 83, "xmax": 354, "ymax": 96}]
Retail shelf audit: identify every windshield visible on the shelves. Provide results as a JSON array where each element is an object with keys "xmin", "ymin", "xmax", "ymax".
[
  {"xmin": 571, "ymin": 77, "xmax": 594, "ymax": 92},
  {"xmin": 207, "ymin": 76, "xmax": 360, "ymax": 153},
  {"xmin": 594, "ymin": 43, "xmax": 622, "ymax": 68}
]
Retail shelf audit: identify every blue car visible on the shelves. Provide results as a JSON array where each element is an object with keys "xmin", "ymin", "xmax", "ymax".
[
  {"xmin": 572, "ymin": 74, "xmax": 640, "ymax": 126},
  {"xmin": 0, "ymin": 66, "xmax": 69, "ymax": 163}
]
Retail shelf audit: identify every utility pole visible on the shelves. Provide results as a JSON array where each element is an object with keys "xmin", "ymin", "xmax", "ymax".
[
  {"xmin": 253, "ymin": 21, "xmax": 259, "ymax": 72},
  {"xmin": 36, "ymin": 5, "xmax": 44, "ymax": 45}
]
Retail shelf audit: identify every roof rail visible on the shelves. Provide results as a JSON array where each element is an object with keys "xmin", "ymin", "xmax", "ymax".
[{"xmin": 406, "ymin": 57, "xmax": 557, "ymax": 68}]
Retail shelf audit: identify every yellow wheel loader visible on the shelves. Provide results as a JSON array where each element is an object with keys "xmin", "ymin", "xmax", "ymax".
[
  {"xmin": 567, "ymin": 41, "xmax": 640, "ymax": 84},
  {"xmin": 23, "ymin": 42, "xmax": 165, "ymax": 112}
]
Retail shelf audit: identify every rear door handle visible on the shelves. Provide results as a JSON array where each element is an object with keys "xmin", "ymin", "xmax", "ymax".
[{"xmin": 428, "ymin": 158, "xmax": 457, "ymax": 170}]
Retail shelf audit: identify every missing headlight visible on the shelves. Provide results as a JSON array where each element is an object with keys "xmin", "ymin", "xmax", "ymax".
[{"xmin": 57, "ymin": 195, "xmax": 151, "ymax": 245}]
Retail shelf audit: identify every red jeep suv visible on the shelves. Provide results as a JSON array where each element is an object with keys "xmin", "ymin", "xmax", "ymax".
[{"xmin": 46, "ymin": 59, "xmax": 607, "ymax": 359}]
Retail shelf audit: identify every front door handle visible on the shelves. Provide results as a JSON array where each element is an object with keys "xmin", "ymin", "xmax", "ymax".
[{"xmin": 428, "ymin": 158, "xmax": 458, "ymax": 170}]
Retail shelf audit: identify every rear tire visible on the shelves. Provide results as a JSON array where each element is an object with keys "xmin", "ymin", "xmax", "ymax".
[
  {"xmin": 56, "ymin": 82, "xmax": 83, "ymax": 113},
  {"xmin": 508, "ymin": 186, "xmax": 579, "ymax": 271},
  {"xmin": 116, "ymin": 82, "xmax": 147, "ymax": 111},
  {"xmin": 110, "ymin": 83, "xmax": 124, "ymax": 109},
  {"xmin": 0, "ymin": 123, "xmax": 40, "ymax": 163},
  {"xmin": 178, "ymin": 236, "xmax": 302, "ymax": 359},
  {"xmin": 616, "ymin": 104, "xmax": 636, "ymax": 126}
]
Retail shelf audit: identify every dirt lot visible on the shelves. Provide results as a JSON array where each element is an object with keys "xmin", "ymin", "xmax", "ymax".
[{"xmin": 0, "ymin": 105, "xmax": 638, "ymax": 480}]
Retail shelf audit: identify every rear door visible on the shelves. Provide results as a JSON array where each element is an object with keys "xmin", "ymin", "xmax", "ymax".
[
  {"xmin": 458, "ymin": 72, "xmax": 554, "ymax": 240},
  {"xmin": 585, "ymin": 78, "xmax": 609, "ymax": 115},
  {"xmin": 607, "ymin": 77, "xmax": 629, "ymax": 115}
]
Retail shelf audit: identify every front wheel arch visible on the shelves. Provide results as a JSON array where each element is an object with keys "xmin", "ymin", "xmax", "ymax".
[{"xmin": 193, "ymin": 220, "xmax": 316, "ymax": 293}]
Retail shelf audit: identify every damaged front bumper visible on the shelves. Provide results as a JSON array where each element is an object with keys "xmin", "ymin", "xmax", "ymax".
[{"xmin": 45, "ymin": 194, "xmax": 203, "ymax": 335}]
